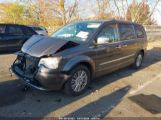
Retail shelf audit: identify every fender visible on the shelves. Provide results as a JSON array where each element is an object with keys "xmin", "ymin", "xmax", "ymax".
[{"xmin": 62, "ymin": 55, "xmax": 95, "ymax": 72}]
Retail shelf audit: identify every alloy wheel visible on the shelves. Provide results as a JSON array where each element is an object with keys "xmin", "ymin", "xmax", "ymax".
[
  {"xmin": 71, "ymin": 70, "xmax": 88, "ymax": 92},
  {"xmin": 136, "ymin": 54, "xmax": 143, "ymax": 67}
]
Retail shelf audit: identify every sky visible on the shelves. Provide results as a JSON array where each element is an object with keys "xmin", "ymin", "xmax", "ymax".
[
  {"xmin": 0, "ymin": 0, "xmax": 161, "ymax": 25},
  {"xmin": 0, "ymin": 0, "xmax": 14, "ymax": 2}
]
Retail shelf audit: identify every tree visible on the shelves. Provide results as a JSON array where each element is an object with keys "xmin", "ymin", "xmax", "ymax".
[
  {"xmin": 92, "ymin": 0, "xmax": 113, "ymax": 20},
  {"xmin": 19, "ymin": 0, "xmax": 63, "ymax": 26},
  {"xmin": 1, "ymin": 3, "xmax": 25, "ymax": 24},
  {"xmin": 57, "ymin": 0, "xmax": 79, "ymax": 25},
  {"xmin": 58, "ymin": 0, "xmax": 66, "ymax": 25},
  {"xmin": 19, "ymin": 0, "xmax": 79, "ymax": 26},
  {"xmin": 126, "ymin": 0, "xmax": 159, "ymax": 24}
]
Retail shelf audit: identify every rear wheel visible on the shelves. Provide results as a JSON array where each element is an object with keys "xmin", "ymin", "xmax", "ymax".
[
  {"xmin": 133, "ymin": 52, "xmax": 144, "ymax": 69},
  {"xmin": 64, "ymin": 65, "xmax": 90, "ymax": 96}
]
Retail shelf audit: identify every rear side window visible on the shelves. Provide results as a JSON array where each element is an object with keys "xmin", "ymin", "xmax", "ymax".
[
  {"xmin": 32, "ymin": 27, "xmax": 43, "ymax": 31},
  {"xmin": 0, "ymin": 25, "xmax": 6, "ymax": 34},
  {"xmin": 23, "ymin": 27, "xmax": 36, "ymax": 35},
  {"xmin": 119, "ymin": 24, "xmax": 135, "ymax": 41},
  {"xmin": 7, "ymin": 25, "xmax": 23, "ymax": 35},
  {"xmin": 134, "ymin": 25, "xmax": 145, "ymax": 38}
]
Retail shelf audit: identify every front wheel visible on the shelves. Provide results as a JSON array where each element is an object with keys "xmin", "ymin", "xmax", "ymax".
[
  {"xmin": 133, "ymin": 52, "xmax": 144, "ymax": 69},
  {"xmin": 64, "ymin": 65, "xmax": 90, "ymax": 96}
]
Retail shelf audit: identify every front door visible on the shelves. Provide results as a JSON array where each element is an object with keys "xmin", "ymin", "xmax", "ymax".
[{"xmin": 94, "ymin": 23, "xmax": 123, "ymax": 76}]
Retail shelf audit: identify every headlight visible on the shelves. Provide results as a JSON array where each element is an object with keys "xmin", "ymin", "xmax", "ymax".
[{"xmin": 38, "ymin": 57, "xmax": 61, "ymax": 69}]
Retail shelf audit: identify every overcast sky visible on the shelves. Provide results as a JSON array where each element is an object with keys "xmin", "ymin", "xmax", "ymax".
[{"xmin": 0, "ymin": 0, "xmax": 161, "ymax": 25}]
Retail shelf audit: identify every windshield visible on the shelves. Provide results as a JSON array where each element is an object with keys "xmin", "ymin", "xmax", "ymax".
[{"xmin": 51, "ymin": 22, "xmax": 101, "ymax": 42}]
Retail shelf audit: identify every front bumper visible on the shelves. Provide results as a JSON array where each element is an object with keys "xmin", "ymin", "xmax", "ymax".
[{"xmin": 11, "ymin": 63, "xmax": 69, "ymax": 91}]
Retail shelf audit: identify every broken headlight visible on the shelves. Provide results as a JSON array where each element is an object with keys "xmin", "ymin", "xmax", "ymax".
[{"xmin": 38, "ymin": 57, "xmax": 62, "ymax": 69}]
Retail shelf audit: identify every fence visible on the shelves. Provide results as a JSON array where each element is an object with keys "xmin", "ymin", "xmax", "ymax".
[{"xmin": 144, "ymin": 25, "xmax": 161, "ymax": 41}]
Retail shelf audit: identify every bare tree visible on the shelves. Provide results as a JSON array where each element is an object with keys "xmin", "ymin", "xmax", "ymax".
[
  {"xmin": 126, "ymin": 0, "xmax": 160, "ymax": 24},
  {"xmin": 57, "ymin": 0, "xmax": 79, "ymax": 25},
  {"xmin": 144, "ymin": 0, "xmax": 160, "ymax": 24},
  {"xmin": 66, "ymin": 0, "xmax": 79, "ymax": 23},
  {"xmin": 94, "ymin": 0, "xmax": 113, "ymax": 20},
  {"xmin": 19, "ymin": 0, "xmax": 79, "ymax": 26},
  {"xmin": 113, "ymin": 0, "xmax": 121, "ymax": 19}
]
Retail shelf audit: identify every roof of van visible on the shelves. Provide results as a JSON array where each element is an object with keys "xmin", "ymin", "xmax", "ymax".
[{"xmin": 76, "ymin": 20, "xmax": 142, "ymax": 25}]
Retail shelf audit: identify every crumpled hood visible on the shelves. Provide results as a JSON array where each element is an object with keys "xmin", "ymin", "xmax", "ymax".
[{"xmin": 21, "ymin": 35, "xmax": 68, "ymax": 57}]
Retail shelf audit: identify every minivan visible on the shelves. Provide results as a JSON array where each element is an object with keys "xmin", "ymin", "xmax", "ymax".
[{"xmin": 12, "ymin": 20, "xmax": 147, "ymax": 96}]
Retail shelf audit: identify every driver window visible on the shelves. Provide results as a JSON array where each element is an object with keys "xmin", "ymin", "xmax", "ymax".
[{"xmin": 98, "ymin": 24, "xmax": 118, "ymax": 43}]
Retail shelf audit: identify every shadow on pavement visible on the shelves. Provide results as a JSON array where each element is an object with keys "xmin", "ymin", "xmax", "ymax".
[
  {"xmin": 129, "ymin": 94, "xmax": 161, "ymax": 114},
  {"xmin": 0, "ymin": 50, "xmax": 18, "ymax": 55},
  {"xmin": 65, "ymin": 86, "xmax": 131, "ymax": 118},
  {"xmin": 0, "ymin": 79, "xmax": 26, "ymax": 107}
]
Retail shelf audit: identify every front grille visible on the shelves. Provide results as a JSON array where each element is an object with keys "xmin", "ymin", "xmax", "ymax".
[{"xmin": 17, "ymin": 52, "xmax": 39, "ymax": 76}]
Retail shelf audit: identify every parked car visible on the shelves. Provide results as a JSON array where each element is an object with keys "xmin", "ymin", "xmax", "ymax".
[
  {"xmin": 0, "ymin": 24, "xmax": 37, "ymax": 53},
  {"xmin": 12, "ymin": 20, "xmax": 147, "ymax": 96},
  {"xmin": 29, "ymin": 26, "xmax": 48, "ymax": 36}
]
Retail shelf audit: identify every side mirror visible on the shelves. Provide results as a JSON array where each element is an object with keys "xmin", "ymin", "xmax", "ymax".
[{"xmin": 96, "ymin": 37, "xmax": 110, "ymax": 45}]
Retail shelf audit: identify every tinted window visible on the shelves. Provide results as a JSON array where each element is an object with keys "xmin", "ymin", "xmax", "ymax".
[
  {"xmin": 135, "ymin": 25, "xmax": 145, "ymax": 38},
  {"xmin": 7, "ymin": 25, "xmax": 23, "ymax": 35},
  {"xmin": 119, "ymin": 24, "xmax": 135, "ymax": 40},
  {"xmin": 0, "ymin": 25, "xmax": 6, "ymax": 34},
  {"xmin": 23, "ymin": 27, "xmax": 36, "ymax": 35},
  {"xmin": 97, "ymin": 24, "xmax": 118, "ymax": 43},
  {"xmin": 32, "ymin": 27, "xmax": 43, "ymax": 31}
]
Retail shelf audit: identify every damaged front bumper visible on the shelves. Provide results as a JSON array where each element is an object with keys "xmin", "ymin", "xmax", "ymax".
[
  {"xmin": 11, "ymin": 53, "xmax": 69, "ymax": 91},
  {"xmin": 11, "ymin": 64, "xmax": 48, "ymax": 91}
]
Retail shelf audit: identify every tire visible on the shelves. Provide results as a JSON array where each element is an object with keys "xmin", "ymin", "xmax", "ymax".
[
  {"xmin": 133, "ymin": 52, "xmax": 144, "ymax": 69},
  {"xmin": 64, "ymin": 65, "xmax": 90, "ymax": 96}
]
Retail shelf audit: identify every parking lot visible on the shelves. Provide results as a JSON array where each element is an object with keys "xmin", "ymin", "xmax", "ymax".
[{"xmin": 0, "ymin": 41, "xmax": 161, "ymax": 119}]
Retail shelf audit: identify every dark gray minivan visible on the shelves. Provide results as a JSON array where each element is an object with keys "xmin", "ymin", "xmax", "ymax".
[{"xmin": 12, "ymin": 20, "xmax": 147, "ymax": 96}]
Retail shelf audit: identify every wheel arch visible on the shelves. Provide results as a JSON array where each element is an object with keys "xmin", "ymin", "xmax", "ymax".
[
  {"xmin": 62, "ymin": 55, "xmax": 95, "ymax": 78},
  {"xmin": 140, "ymin": 49, "xmax": 144, "ymax": 56}
]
